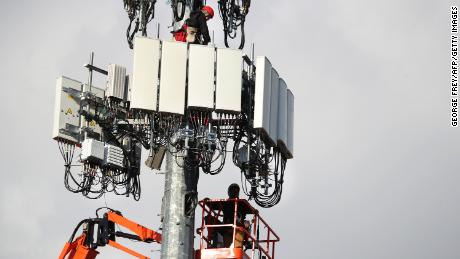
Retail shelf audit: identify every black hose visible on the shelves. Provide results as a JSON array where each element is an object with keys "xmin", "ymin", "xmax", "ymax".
[{"xmin": 68, "ymin": 219, "xmax": 91, "ymax": 243}]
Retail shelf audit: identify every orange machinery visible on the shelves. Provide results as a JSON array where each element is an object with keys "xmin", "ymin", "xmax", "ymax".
[
  {"xmin": 59, "ymin": 208, "xmax": 161, "ymax": 259},
  {"xmin": 196, "ymin": 199, "xmax": 280, "ymax": 259}
]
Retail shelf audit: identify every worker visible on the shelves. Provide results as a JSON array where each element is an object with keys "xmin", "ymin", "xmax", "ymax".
[
  {"xmin": 222, "ymin": 183, "xmax": 246, "ymax": 248},
  {"xmin": 173, "ymin": 5, "xmax": 214, "ymax": 44}
]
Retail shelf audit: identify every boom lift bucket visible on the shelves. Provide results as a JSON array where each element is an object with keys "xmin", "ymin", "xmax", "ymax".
[{"xmin": 196, "ymin": 199, "xmax": 280, "ymax": 259}]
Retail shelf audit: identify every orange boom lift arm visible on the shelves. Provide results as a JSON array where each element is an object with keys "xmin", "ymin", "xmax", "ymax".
[{"xmin": 59, "ymin": 208, "xmax": 161, "ymax": 259}]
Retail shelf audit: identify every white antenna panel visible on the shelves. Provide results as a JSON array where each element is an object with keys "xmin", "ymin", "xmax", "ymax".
[
  {"xmin": 131, "ymin": 37, "xmax": 160, "ymax": 111},
  {"xmin": 277, "ymin": 78, "xmax": 288, "ymax": 154},
  {"xmin": 254, "ymin": 56, "xmax": 272, "ymax": 141},
  {"xmin": 106, "ymin": 64, "xmax": 127, "ymax": 100},
  {"xmin": 159, "ymin": 41, "xmax": 187, "ymax": 115},
  {"xmin": 269, "ymin": 68, "xmax": 280, "ymax": 144},
  {"xmin": 215, "ymin": 48, "xmax": 242, "ymax": 113},
  {"xmin": 187, "ymin": 44, "xmax": 215, "ymax": 110},
  {"xmin": 287, "ymin": 89, "xmax": 294, "ymax": 159}
]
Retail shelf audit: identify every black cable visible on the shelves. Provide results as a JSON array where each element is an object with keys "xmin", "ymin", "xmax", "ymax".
[
  {"xmin": 124, "ymin": 0, "xmax": 156, "ymax": 49},
  {"xmin": 218, "ymin": 0, "xmax": 250, "ymax": 49},
  {"xmin": 96, "ymin": 207, "xmax": 120, "ymax": 218},
  {"xmin": 68, "ymin": 219, "xmax": 91, "ymax": 243},
  {"xmin": 172, "ymin": 0, "xmax": 186, "ymax": 22}
]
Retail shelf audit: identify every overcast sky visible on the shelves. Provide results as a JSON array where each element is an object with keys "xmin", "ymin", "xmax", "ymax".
[{"xmin": 1, "ymin": 0, "xmax": 459, "ymax": 258}]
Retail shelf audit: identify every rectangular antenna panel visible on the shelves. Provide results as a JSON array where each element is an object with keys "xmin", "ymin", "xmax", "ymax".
[
  {"xmin": 215, "ymin": 48, "xmax": 242, "ymax": 113},
  {"xmin": 254, "ymin": 56, "xmax": 272, "ymax": 141},
  {"xmin": 106, "ymin": 64, "xmax": 127, "ymax": 100},
  {"xmin": 159, "ymin": 41, "xmax": 187, "ymax": 114},
  {"xmin": 269, "ymin": 68, "xmax": 280, "ymax": 144},
  {"xmin": 131, "ymin": 37, "xmax": 160, "ymax": 111},
  {"xmin": 187, "ymin": 44, "xmax": 215, "ymax": 110},
  {"xmin": 286, "ymin": 89, "xmax": 294, "ymax": 159},
  {"xmin": 277, "ymin": 78, "xmax": 288, "ymax": 154}
]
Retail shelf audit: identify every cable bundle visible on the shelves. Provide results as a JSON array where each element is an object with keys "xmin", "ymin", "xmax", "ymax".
[
  {"xmin": 170, "ymin": 0, "xmax": 186, "ymax": 22},
  {"xmin": 124, "ymin": 0, "xmax": 157, "ymax": 49},
  {"xmin": 61, "ymin": 147, "xmax": 142, "ymax": 201},
  {"xmin": 218, "ymin": 0, "xmax": 251, "ymax": 49},
  {"xmin": 232, "ymin": 132, "xmax": 287, "ymax": 208}
]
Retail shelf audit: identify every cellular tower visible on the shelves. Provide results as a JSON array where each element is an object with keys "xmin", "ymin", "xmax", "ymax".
[{"xmin": 54, "ymin": 1, "xmax": 294, "ymax": 258}]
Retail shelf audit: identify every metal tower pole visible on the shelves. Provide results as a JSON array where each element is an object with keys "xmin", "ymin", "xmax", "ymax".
[
  {"xmin": 161, "ymin": 145, "xmax": 185, "ymax": 259},
  {"xmin": 161, "ymin": 2, "xmax": 198, "ymax": 258},
  {"xmin": 161, "ymin": 144, "xmax": 199, "ymax": 259}
]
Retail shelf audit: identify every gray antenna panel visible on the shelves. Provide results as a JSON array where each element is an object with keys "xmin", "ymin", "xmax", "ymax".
[
  {"xmin": 131, "ymin": 37, "xmax": 160, "ymax": 111},
  {"xmin": 277, "ymin": 78, "xmax": 288, "ymax": 154},
  {"xmin": 269, "ymin": 68, "xmax": 280, "ymax": 144},
  {"xmin": 254, "ymin": 56, "xmax": 272, "ymax": 140},
  {"xmin": 187, "ymin": 44, "xmax": 215, "ymax": 110},
  {"xmin": 287, "ymin": 89, "xmax": 294, "ymax": 158}
]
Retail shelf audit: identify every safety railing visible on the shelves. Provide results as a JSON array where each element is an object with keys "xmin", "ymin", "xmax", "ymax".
[{"xmin": 197, "ymin": 198, "xmax": 280, "ymax": 259}]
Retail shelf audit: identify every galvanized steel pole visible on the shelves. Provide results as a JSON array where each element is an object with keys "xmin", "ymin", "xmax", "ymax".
[
  {"xmin": 161, "ymin": 145, "xmax": 199, "ymax": 259},
  {"xmin": 161, "ymin": 2, "xmax": 197, "ymax": 258},
  {"xmin": 161, "ymin": 145, "xmax": 185, "ymax": 259}
]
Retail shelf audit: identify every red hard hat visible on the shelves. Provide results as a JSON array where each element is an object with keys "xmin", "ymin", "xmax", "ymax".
[{"xmin": 202, "ymin": 6, "xmax": 214, "ymax": 18}]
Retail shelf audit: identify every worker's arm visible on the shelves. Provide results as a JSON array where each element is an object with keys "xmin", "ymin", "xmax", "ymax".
[{"xmin": 199, "ymin": 13, "xmax": 211, "ymax": 44}]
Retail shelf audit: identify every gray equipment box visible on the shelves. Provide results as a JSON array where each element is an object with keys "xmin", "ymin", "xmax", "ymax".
[{"xmin": 52, "ymin": 76, "xmax": 104, "ymax": 144}]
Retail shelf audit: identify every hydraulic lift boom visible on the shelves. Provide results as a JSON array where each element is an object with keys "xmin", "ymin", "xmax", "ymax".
[{"xmin": 59, "ymin": 209, "xmax": 161, "ymax": 259}]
